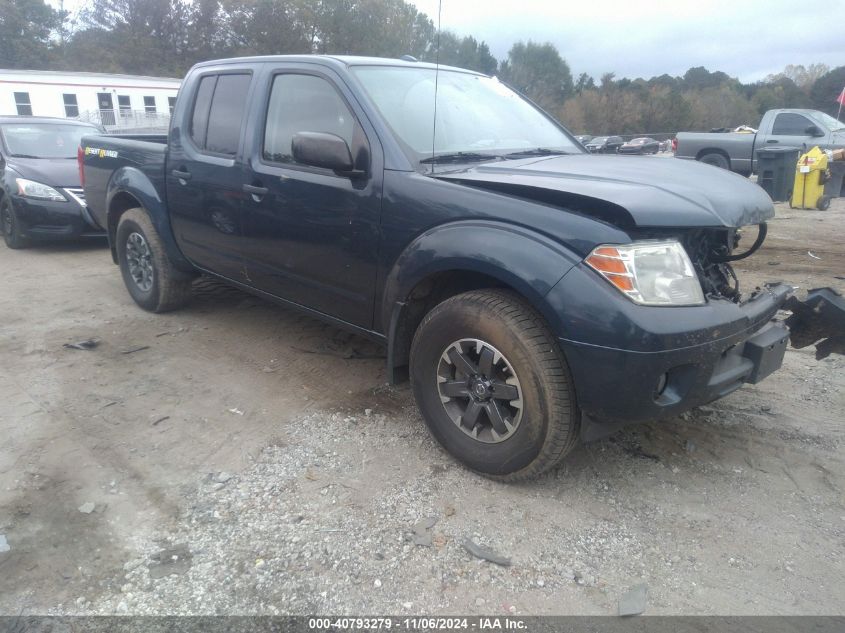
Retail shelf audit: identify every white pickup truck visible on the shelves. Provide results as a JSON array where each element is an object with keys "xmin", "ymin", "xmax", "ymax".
[{"xmin": 675, "ymin": 108, "xmax": 845, "ymax": 175}]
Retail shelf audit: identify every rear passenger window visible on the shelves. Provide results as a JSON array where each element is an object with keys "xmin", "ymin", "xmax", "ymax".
[
  {"xmin": 263, "ymin": 74, "xmax": 356, "ymax": 165},
  {"xmin": 189, "ymin": 73, "xmax": 251, "ymax": 155}
]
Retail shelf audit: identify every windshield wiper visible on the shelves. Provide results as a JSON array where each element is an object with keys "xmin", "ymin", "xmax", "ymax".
[
  {"xmin": 503, "ymin": 148, "xmax": 571, "ymax": 158},
  {"xmin": 419, "ymin": 152, "xmax": 502, "ymax": 164},
  {"xmin": 10, "ymin": 154, "xmax": 42, "ymax": 159}
]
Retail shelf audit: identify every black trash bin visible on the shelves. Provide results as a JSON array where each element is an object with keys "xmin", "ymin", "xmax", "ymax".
[
  {"xmin": 824, "ymin": 160, "xmax": 845, "ymax": 198},
  {"xmin": 756, "ymin": 146, "xmax": 801, "ymax": 202}
]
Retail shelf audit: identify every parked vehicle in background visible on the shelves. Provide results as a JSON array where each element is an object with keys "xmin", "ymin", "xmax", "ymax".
[
  {"xmin": 584, "ymin": 135, "xmax": 623, "ymax": 153},
  {"xmin": 619, "ymin": 137, "xmax": 660, "ymax": 155},
  {"xmin": 574, "ymin": 134, "xmax": 592, "ymax": 145},
  {"xmin": 82, "ymin": 55, "xmax": 793, "ymax": 480},
  {"xmin": 675, "ymin": 109, "xmax": 845, "ymax": 175},
  {"xmin": 0, "ymin": 116, "xmax": 104, "ymax": 248}
]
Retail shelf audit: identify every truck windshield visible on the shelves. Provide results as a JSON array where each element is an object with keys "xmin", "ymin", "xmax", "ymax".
[
  {"xmin": 814, "ymin": 111, "xmax": 845, "ymax": 132},
  {"xmin": 350, "ymin": 65, "xmax": 580, "ymax": 163},
  {"xmin": 1, "ymin": 124, "xmax": 95, "ymax": 159}
]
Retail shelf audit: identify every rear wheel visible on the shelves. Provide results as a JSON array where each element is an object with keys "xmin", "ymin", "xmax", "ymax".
[
  {"xmin": 410, "ymin": 289, "xmax": 579, "ymax": 481},
  {"xmin": 116, "ymin": 208, "xmax": 193, "ymax": 312},
  {"xmin": 699, "ymin": 152, "xmax": 730, "ymax": 170},
  {"xmin": 1, "ymin": 197, "xmax": 29, "ymax": 249},
  {"xmin": 817, "ymin": 195, "xmax": 831, "ymax": 211}
]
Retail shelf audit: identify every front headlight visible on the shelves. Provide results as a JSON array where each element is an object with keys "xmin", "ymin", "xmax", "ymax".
[
  {"xmin": 15, "ymin": 178, "xmax": 67, "ymax": 202},
  {"xmin": 585, "ymin": 240, "xmax": 705, "ymax": 306}
]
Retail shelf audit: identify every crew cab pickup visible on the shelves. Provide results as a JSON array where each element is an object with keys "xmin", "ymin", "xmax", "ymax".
[
  {"xmin": 675, "ymin": 108, "xmax": 845, "ymax": 175},
  {"xmin": 81, "ymin": 55, "xmax": 794, "ymax": 480}
]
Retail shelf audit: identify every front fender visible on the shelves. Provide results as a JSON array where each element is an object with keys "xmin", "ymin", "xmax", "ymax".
[
  {"xmin": 106, "ymin": 167, "xmax": 193, "ymax": 272},
  {"xmin": 381, "ymin": 220, "xmax": 582, "ymax": 337}
]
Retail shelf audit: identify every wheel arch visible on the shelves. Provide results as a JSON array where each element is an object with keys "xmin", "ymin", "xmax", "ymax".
[
  {"xmin": 695, "ymin": 148, "xmax": 731, "ymax": 169},
  {"xmin": 381, "ymin": 221, "xmax": 581, "ymax": 383},
  {"xmin": 105, "ymin": 167, "xmax": 193, "ymax": 272}
]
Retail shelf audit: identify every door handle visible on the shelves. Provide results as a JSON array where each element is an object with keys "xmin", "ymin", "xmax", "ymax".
[
  {"xmin": 171, "ymin": 169, "xmax": 192, "ymax": 180},
  {"xmin": 766, "ymin": 139, "xmax": 779, "ymax": 144},
  {"xmin": 242, "ymin": 184, "xmax": 269, "ymax": 196}
]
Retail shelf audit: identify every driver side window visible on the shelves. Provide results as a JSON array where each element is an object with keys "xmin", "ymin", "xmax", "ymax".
[
  {"xmin": 263, "ymin": 74, "xmax": 357, "ymax": 165},
  {"xmin": 772, "ymin": 113, "xmax": 813, "ymax": 136}
]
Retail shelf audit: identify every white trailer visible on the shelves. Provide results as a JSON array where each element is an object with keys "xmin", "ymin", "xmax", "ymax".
[{"xmin": 0, "ymin": 69, "xmax": 181, "ymax": 131}]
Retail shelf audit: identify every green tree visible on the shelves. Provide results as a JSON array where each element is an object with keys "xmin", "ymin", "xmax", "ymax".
[
  {"xmin": 0, "ymin": 0, "xmax": 62, "ymax": 68},
  {"xmin": 809, "ymin": 66, "xmax": 845, "ymax": 118},
  {"xmin": 428, "ymin": 31, "xmax": 496, "ymax": 75},
  {"xmin": 499, "ymin": 41, "xmax": 573, "ymax": 112}
]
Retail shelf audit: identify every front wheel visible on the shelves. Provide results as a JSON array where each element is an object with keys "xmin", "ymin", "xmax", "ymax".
[
  {"xmin": 1, "ymin": 197, "xmax": 29, "ymax": 249},
  {"xmin": 116, "ymin": 208, "xmax": 193, "ymax": 312},
  {"xmin": 410, "ymin": 289, "xmax": 579, "ymax": 480}
]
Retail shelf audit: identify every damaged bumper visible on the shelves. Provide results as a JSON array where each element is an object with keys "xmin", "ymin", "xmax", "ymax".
[
  {"xmin": 546, "ymin": 265, "xmax": 795, "ymax": 438},
  {"xmin": 784, "ymin": 288, "xmax": 845, "ymax": 360}
]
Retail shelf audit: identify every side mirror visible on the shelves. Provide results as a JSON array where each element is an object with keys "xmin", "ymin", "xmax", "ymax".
[
  {"xmin": 291, "ymin": 132, "xmax": 363, "ymax": 177},
  {"xmin": 805, "ymin": 125, "xmax": 824, "ymax": 137}
]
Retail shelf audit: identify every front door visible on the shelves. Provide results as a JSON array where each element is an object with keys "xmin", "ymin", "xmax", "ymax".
[
  {"xmin": 167, "ymin": 71, "xmax": 254, "ymax": 280},
  {"xmin": 97, "ymin": 92, "xmax": 114, "ymax": 126},
  {"xmin": 240, "ymin": 67, "xmax": 382, "ymax": 329},
  {"xmin": 766, "ymin": 112, "xmax": 820, "ymax": 148}
]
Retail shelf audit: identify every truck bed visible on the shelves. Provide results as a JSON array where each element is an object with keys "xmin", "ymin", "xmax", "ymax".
[
  {"xmin": 81, "ymin": 134, "xmax": 168, "ymax": 231},
  {"xmin": 675, "ymin": 131, "xmax": 755, "ymax": 174}
]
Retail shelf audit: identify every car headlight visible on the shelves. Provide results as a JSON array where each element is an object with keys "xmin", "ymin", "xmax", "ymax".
[
  {"xmin": 15, "ymin": 178, "xmax": 66, "ymax": 202},
  {"xmin": 585, "ymin": 240, "xmax": 705, "ymax": 306}
]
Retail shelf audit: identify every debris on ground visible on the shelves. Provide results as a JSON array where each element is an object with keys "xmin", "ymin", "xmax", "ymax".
[
  {"xmin": 148, "ymin": 544, "xmax": 193, "ymax": 579},
  {"xmin": 121, "ymin": 346, "xmax": 150, "ymax": 355},
  {"xmin": 228, "ymin": 407, "xmax": 244, "ymax": 416},
  {"xmin": 462, "ymin": 539, "xmax": 512, "ymax": 566},
  {"xmin": 151, "ymin": 416, "xmax": 170, "ymax": 426},
  {"xmin": 78, "ymin": 502, "xmax": 95, "ymax": 514},
  {"xmin": 63, "ymin": 339, "xmax": 99, "ymax": 350},
  {"xmin": 618, "ymin": 583, "xmax": 648, "ymax": 616},
  {"xmin": 0, "ymin": 535, "xmax": 9, "ymax": 553},
  {"xmin": 412, "ymin": 517, "xmax": 437, "ymax": 547}
]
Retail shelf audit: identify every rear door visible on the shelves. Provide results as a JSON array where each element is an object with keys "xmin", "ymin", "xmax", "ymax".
[
  {"xmin": 167, "ymin": 69, "xmax": 254, "ymax": 280},
  {"xmin": 239, "ymin": 63, "xmax": 383, "ymax": 328}
]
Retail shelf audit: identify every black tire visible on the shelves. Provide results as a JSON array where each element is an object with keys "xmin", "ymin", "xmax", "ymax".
[
  {"xmin": 115, "ymin": 208, "xmax": 193, "ymax": 312},
  {"xmin": 817, "ymin": 195, "xmax": 831, "ymax": 211},
  {"xmin": 1, "ymin": 197, "xmax": 30, "ymax": 249},
  {"xmin": 699, "ymin": 152, "xmax": 730, "ymax": 170},
  {"xmin": 410, "ymin": 289, "xmax": 579, "ymax": 481}
]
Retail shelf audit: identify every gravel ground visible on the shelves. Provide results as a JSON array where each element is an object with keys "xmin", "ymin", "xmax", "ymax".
[{"xmin": 1, "ymin": 195, "xmax": 843, "ymax": 616}]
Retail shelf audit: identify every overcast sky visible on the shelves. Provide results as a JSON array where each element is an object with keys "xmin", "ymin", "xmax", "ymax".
[
  {"xmin": 48, "ymin": 0, "xmax": 844, "ymax": 82},
  {"xmin": 410, "ymin": 0, "xmax": 845, "ymax": 82}
]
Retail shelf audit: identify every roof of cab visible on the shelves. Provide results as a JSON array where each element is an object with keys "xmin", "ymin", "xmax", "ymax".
[{"xmin": 191, "ymin": 54, "xmax": 485, "ymax": 76}]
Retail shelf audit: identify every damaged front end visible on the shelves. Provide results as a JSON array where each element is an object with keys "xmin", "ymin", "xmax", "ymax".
[
  {"xmin": 678, "ymin": 224, "xmax": 844, "ymax": 359},
  {"xmin": 679, "ymin": 223, "xmax": 768, "ymax": 303}
]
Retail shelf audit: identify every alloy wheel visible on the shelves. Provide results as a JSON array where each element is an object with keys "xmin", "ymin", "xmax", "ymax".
[
  {"xmin": 436, "ymin": 338, "xmax": 523, "ymax": 443},
  {"xmin": 125, "ymin": 231, "xmax": 154, "ymax": 292}
]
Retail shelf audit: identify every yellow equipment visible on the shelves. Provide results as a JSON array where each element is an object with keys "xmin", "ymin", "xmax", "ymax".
[{"xmin": 791, "ymin": 146, "xmax": 831, "ymax": 210}]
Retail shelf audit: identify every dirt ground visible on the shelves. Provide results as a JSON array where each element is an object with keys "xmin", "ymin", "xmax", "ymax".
[{"xmin": 0, "ymin": 194, "xmax": 843, "ymax": 616}]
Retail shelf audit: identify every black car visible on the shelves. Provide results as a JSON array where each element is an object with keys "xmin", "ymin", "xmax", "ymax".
[
  {"xmin": 0, "ymin": 117, "xmax": 104, "ymax": 248},
  {"xmin": 619, "ymin": 137, "xmax": 660, "ymax": 154},
  {"xmin": 584, "ymin": 135, "xmax": 623, "ymax": 153}
]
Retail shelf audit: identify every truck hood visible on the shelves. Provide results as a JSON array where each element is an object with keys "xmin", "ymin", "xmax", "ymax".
[
  {"xmin": 433, "ymin": 154, "xmax": 775, "ymax": 228},
  {"xmin": 6, "ymin": 157, "xmax": 81, "ymax": 188}
]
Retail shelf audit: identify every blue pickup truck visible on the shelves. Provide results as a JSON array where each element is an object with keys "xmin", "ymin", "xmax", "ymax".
[{"xmin": 80, "ymin": 55, "xmax": 797, "ymax": 480}]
